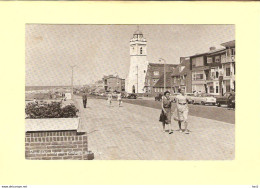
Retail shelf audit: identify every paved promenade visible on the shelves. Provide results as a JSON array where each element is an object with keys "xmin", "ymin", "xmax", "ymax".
[{"xmin": 76, "ymin": 98, "xmax": 234, "ymax": 160}]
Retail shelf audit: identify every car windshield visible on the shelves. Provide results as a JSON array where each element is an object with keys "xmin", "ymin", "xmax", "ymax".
[
  {"xmin": 224, "ymin": 93, "xmax": 231, "ymax": 97},
  {"xmin": 201, "ymin": 94, "xmax": 211, "ymax": 97}
]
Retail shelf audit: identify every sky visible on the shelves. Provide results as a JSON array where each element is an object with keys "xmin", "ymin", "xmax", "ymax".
[{"xmin": 25, "ymin": 24, "xmax": 235, "ymax": 86}]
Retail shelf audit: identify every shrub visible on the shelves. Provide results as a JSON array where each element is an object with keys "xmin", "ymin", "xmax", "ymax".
[{"xmin": 25, "ymin": 101, "xmax": 79, "ymax": 119}]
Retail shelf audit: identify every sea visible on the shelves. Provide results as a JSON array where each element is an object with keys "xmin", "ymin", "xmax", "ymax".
[{"xmin": 25, "ymin": 86, "xmax": 71, "ymax": 91}]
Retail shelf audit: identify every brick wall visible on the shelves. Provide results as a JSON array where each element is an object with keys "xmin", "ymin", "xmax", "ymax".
[{"xmin": 25, "ymin": 130, "xmax": 93, "ymax": 160}]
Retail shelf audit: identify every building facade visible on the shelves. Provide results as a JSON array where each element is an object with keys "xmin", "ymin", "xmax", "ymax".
[
  {"xmin": 103, "ymin": 75, "xmax": 125, "ymax": 92},
  {"xmin": 189, "ymin": 40, "xmax": 235, "ymax": 96},
  {"xmin": 126, "ymin": 30, "xmax": 148, "ymax": 94},
  {"xmin": 220, "ymin": 40, "xmax": 235, "ymax": 94},
  {"xmin": 171, "ymin": 57, "xmax": 192, "ymax": 94},
  {"xmin": 190, "ymin": 53, "xmax": 209, "ymax": 94},
  {"xmin": 205, "ymin": 48, "xmax": 226, "ymax": 96},
  {"xmin": 144, "ymin": 63, "xmax": 177, "ymax": 96}
]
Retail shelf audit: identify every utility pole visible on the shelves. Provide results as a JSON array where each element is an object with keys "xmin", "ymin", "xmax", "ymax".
[
  {"xmin": 70, "ymin": 65, "xmax": 76, "ymax": 99},
  {"xmin": 115, "ymin": 72, "xmax": 119, "ymax": 92},
  {"xmin": 159, "ymin": 58, "xmax": 166, "ymax": 92},
  {"xmin": 136, "ymin": 65, "xmax": 138, "ymax": 94}
]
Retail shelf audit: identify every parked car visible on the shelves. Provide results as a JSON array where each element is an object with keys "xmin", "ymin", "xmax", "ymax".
[
  {"xmin": 155, "ymin": 94, "xmax": 163, "ymax": 101},
  {"xmin": 121, "ymin": 91, "xmax": 128, "ymax": 98},
  {"xmin": 127, "ymin": 93, "xmax": 137, "ymax": 99},
  {"xmin": 192, "ymin": 93, "xmax": 216, "ymax": 105},
  {"xmin": 216, "ymin": 92, "xmax": 235, "ymax": 108},
  {"xmin": 186, "ymin": 93, "xmax": 195, "ymax": 104}
]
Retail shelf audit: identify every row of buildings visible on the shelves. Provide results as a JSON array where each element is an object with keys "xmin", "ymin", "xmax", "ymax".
[
  {"xmin": 97, "ymin": 29, "xmax": 235, "ymax": 97},
  {"xmin": 146, "ymin": 40, "xmax": 235, "ymax": 96}
]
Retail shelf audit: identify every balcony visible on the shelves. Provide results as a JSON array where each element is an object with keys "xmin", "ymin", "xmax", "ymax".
[{"xmin": 221, "ymin": 55, "xmax": 235, "ymax": 63}]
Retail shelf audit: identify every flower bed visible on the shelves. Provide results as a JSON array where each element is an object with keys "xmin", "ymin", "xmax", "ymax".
[{"xmin": 25, "ymin": 101, "xmax": 79, "ymax": 119}]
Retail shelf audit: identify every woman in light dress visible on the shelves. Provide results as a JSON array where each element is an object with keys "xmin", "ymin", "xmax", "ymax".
[
  {"xmin": 159, "ymin": 91, "xmax": 174, "ymax": 134},
  {"xmin": 173, "ymin": 88, "xmax": 190, "ymax": 134},
  {"xmin": 117, "ymin": 93, "xmax": 122, "ymax": 107}
]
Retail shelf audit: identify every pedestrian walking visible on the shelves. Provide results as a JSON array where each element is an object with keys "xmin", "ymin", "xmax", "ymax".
[
  {"xmin": 82, "ymin": 91, "xmax": 87, "ymax": 108},
  {"xmin": 107, "ymin": 92, "xmax": 112, "ymax": 107},
  {"xmin": 117, "ymin": 92, "xmax": 122, "ymax": 107},
  {"xmin": 173, "ymin": 88, "xmax": 190, "ymax": 134},
  {"xmin": 159, "ymin": 91, "xmax": 174, "ymax": 134}
]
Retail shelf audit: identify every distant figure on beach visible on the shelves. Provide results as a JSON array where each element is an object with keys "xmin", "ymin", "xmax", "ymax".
[{"xmin": 82, "ymin": 91, "xmax": 88, "ymax": 108}]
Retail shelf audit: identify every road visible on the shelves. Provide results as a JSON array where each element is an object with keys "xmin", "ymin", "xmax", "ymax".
[
  {"xmin": 75, "ymin": 97, "xmax": 235, "ymax": 160},
  {"xmin": 123, "ymin": 98, "xmax": 235, "ymax": 124}
]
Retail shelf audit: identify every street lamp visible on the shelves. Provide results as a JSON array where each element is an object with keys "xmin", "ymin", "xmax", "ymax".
[
  {"xmin": 159, "ymin": 58, "xmax": 166, "ymax": 92},
  {"xmin": 70, "ymin": 65, "xmax": 76, "ymax": 99},
  {"xmin": 115, "ymin": 72, "xmax": 119, "ymax": 92},
  {"xmin": 136, "ymin": 65, "xmax": 139, "ymax": 94}
]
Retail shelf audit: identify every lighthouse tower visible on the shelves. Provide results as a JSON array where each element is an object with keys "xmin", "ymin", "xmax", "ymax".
[{"xmin": 126, "ymin": 29, "xmax": 148, "ymax": 94}]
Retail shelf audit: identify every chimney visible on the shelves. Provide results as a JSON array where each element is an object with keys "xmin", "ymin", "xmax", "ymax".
[
  {"xmin": 210, "ymin": 46, "xmax": 216, "ymax": 51},
  {"xmin": 180, "ymin": 57, "xmax": 185, "ymax": 63}
]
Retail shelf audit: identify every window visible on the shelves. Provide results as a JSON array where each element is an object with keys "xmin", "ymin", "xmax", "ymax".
[
  {"xmin": 226, "ymin": 67, "xmax": 231, "ymax": 76},
  {"xmin": 140, "ymin": 47, "xmax": 143, "ymax": 54},
  {"xmin": 207, "ymin": 57, "xmax": 213, "ymax": 64},
  {"xmin": 226, "ymin": 81, "xmax": 231, "ymax": 93},
  {"xmin": 231, "ymin": 48, "xmax": 235, "ymax": 55},
  {"xmin": 173, "ymin": 77, "xmax": 176, "ymax": 84},
  {"xmin": 193, "ymin": 73, "xmax": 204, "ymax": 80},
  {"xmin": 195, "ymin": 74, "xmax": 203, "ymax": 80},
  {"xmin": 216, "ymin": 71, "xmax": 219, "ymax": 78},
  {"xmin": 210, "ymin": 86, "xmax": 214, "ymax": 93},
  {"xmin": 192, "ymin": 56, "xmax": 204, "ymax": 67},
  {"xmin": 153, "ymin": 71, "xmax": 159, "ymax": 76},
  {"xmin": 216, "ymin": 86, "xmax": 219, "ymax": 93},
  {"xmin": 215, "ymin": 56, "xmax": 220, "ymax": 63},
  {"xmin": 211, "ymin": 69, "xmax": 215, "ymax": 79},
  {"xmin": 144, "ymin": 70, "xmax": 146, "ymax": 73}
]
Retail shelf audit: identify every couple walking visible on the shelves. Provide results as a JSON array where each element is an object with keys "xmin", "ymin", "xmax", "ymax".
[
  {"xmin": 107, "ymin": 92, "xmax": 122, "ymax": 107},
  {"xmin": 159, "ymin": 88, "xmax": 190, "ymax": 134}
]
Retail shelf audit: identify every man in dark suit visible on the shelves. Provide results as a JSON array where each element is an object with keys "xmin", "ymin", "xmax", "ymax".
[{"xmin": 82, "ymin": 91, "xmax": 88, "ymax": 108}]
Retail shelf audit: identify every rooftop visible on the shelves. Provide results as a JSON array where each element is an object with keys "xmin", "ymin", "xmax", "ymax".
[
  {"xmin": 153, "ymin": 72, "xmax": 172, "ymax": 88},
  {"xmin": 190, "ymin": 48, "xmax": 225, "ymax": 58},
  {"xmin": 171, "ymin": 59, "xmax": 190, "ymax": 77},
  {"xmin": 221, "ymin": 40, "xmax": 235, "ymax": 48},
  {"xmin": 148, "ymin": 63, "xmax": 178, "ymax": 67}
]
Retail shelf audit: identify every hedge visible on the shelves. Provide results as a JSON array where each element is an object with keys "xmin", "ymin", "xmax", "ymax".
[{"xmin": 25, "ymin": 101, "xmax": 79, "ymax": 119}]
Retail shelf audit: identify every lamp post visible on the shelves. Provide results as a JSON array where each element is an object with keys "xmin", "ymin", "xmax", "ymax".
[
  {"xmin": 70, "ymin": 65, "xmax": 76, "ymax": 99},
  {"xmin": 136, "ymin": 65, "xmax": 138, "ymax": 94},
  {"xmin": 159, "ymin": 58, "xmax": 166, "ymax": 92}
]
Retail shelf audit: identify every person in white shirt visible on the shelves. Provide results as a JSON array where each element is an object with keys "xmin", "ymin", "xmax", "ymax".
[
  {"xmin": 117, "ymin": 93, "xmax": 122, "ymax": 107},
  {"xmin": 173, "ymin": 88, "xmax": 190, "ymax": 134}
]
